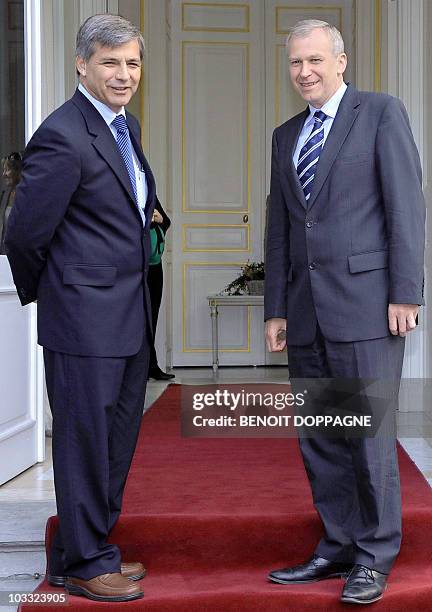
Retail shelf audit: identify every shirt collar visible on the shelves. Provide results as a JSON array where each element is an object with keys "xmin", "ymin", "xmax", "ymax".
[
  {"xmin": 304, "ymin": 81, "xmax": 348, "ymax": 127},
  {"xmin": 78, "ymin": 83, "xmax": 126, "ymax": 126}
]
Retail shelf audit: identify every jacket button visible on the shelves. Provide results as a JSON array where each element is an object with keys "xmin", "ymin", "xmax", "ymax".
[
  {"xmin": 309, "ymin": 262, "xmax": 316, "ymax": 270},
  {"xmin": 306, "ymin": 220, "xmax": 313, "ymax": 228},
  {"xmin": 20, "ymin": 288, "xmax": 27, "ymax": 297}
]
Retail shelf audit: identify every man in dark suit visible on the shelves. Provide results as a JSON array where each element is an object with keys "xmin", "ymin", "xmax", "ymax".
[
  {"xmin": 5, "ymin": 14, "xmax": 156, "ymax": 603},
  {"xmin": 264, "ymin": 20, "xmax": 425, "ymax": 605}
]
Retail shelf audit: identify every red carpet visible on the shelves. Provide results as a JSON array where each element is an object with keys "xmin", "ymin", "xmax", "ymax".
[{"xmin": 21, "ymin": 385, "xmax": 432, "ymax": 610}]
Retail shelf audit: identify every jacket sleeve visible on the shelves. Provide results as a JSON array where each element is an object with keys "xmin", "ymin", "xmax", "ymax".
[
  {"xmin": 376, "ymin": 96, "xmax": 425, "ymax": 305},
  {"xmin": 5, "ymin": 123, "xmax": 81, "ymax": 305},
  {"xmin": 264, "ymin": 129, "xmax": 291, "ymax": 321}
]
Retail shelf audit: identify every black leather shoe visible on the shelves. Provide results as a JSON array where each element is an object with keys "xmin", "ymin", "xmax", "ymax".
[
  {"xmin": 268, "ymin": 555, "xmax": 352, "ymax": 584},
  {"xmin": 341, "ymin": 565, "xmax": 387, "ymax": 604},
  {"xmin": 148, "ymin": 365, "xmax": 175, "ymax": 380}
]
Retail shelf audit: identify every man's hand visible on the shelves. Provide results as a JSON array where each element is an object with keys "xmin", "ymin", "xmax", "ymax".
[
  {"xmin": 152, "ymin": 210, "xmax": 163, "ymax": 224},
  {"xmin": 388, "ymin": 304, "xmax": 419, "ymax": 337},
  {"xmin": 265, "ymin": 318, "xmax": 287, "ymax": 352}
]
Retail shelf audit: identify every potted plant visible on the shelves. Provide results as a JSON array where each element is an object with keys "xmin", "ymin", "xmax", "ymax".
[{"xmin": 224, "ymin": 261, "xmax": 265, "ymax": 295}]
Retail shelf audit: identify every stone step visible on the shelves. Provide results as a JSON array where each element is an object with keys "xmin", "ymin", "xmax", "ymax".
[
  {"xmin": 0, "ymin": 544, "xmax": 46, "ymax": 579},
  {"xmin": 0, "ymin": 546, "xmax": 46, "ymax": 612},
  {"xmin": 0, "ymin": 502, "xmax": 55, "ymax": 544}
]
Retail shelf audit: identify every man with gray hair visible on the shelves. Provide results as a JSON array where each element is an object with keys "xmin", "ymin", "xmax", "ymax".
[
  {"xmin": 6, "ymin": 14, "xmax": 155, "ymax": 602},
  {"xmin": 265, "ymin": 20, "xmax": 425, "ymax": 604}
]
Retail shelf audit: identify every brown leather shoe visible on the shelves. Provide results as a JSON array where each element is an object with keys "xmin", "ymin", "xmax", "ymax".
[
  {"xmin": 49, "ymin": 561, "xmax": 146, "ymax": 587},
  {"xmin": 65, "ymin": 573, "xmax": 144, "ymax": 602},
  {"xmin": 120, "ymin": 562, "xmax": 146, "ymax": 580}
]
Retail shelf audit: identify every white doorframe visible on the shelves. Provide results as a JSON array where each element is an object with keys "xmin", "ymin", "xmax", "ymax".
[{"xmin": 25, "ymin": 0, "xmax": 45, "ymax": 462}]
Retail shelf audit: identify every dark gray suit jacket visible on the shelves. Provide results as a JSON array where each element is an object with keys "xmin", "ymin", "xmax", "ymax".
[{"xmin": 264, "ymin": 84, "xmax": 425, "ymax": 346}]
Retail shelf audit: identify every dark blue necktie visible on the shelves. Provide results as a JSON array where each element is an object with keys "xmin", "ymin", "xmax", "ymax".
[
  {"xmin": 111, "ymin": 115, "xmax": 138, "ymax": 203},
  {"xmin": 297, "ymin": 110, "xmax": 327, "ymax": 202}
]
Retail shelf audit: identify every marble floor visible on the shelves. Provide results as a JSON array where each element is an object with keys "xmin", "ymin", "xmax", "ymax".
[{"xmin": 0, "ymin": 366, "xmax": 431, "ymax": 609}]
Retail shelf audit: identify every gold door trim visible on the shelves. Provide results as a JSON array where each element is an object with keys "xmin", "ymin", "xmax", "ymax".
[
  {"xmin": 275, "ymin": 5, "xmax": 343, "ymax": 35},
  {"xmin": 182, "ymin": 223, "xmax": 251, "ymax": 252},
  {"xmin": 182, "ymin": 2, "xmax": 250, "ymax": 32},
  {"xmin": 182, "ymin": 41, "xmax": 250, "ymax": 214}
]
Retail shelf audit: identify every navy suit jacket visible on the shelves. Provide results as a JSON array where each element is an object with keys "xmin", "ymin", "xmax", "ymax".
[
  {"xmin": 5, "ymin": 89, "xmax": 156, "ymax": 357},
  {"xmin": 264, "ymin": 84, "xmax": 425, "ymax": 346}
]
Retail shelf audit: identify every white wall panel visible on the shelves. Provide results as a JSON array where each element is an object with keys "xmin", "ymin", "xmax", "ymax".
[
  {"xmin": 183, "ymin": 224, "xmax": 250, "ymax": 251},
  {"xmin": 0, "ymin": 298, "xmax": 32, "ymax": 426},
  {"xmin": 275, "ymin": 5, "xmax": 342, "ymax": 32},
  {"xmin": 0, "ymin": 256, "xmax": 42, "ymax": 484},
  {"xmin": 182, "ymin": 2, "xmax": 249, "ymax": 31},
  {"xmin": 183, "ymin": 42, "xmax": 249, "ymax": 211}
]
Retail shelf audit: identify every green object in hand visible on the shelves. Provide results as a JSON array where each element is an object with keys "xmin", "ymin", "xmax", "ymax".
[{"xmin": 149, "ymin": 225, "xmax": 165, "ymax": 265}]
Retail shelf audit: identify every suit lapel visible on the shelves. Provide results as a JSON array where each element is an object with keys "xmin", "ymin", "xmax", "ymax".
[
  {"xmin": 307, "ymin": 85, "xmax": 361, "ymax": 210},
  {"xmin": 127, "ymin": 114, "xmax": 156, "ymax": 230},
  {"xmin": 92, "ymin": 131, "xmax": 138, "ymax": 207},
  {"xmin": 284, "ymin": 109, "xmax": 309, "ymax": 210},
  {"xmin": 72, "ymin": 90, "xmax": 139, "ymax": 209}
]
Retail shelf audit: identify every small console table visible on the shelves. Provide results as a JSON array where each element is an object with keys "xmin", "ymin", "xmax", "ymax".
[{"xmin": 207, "ymin": 293, "xmax": 264, "ymax": 372}]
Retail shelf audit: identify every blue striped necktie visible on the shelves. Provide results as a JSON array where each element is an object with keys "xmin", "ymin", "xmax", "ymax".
[
  {"xmin": 297, "ymin": 110, "xmax": 328, "ymax": 202},
  {"xmin": 111, "ymin": 115, "xmax": 138, "ymax": 202}
]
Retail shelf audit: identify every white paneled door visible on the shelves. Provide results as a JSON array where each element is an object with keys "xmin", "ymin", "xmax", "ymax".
[
  {"xmin": 170, "ymin": 0, "xmax": 267, "ymax": 366},
  {"xmin": 0, "ymin": 257, "xmax": 44, "ymax": 484},
  {"xmin": 169, "ymin": 0, "xmax": 354, "ymax": 366}
]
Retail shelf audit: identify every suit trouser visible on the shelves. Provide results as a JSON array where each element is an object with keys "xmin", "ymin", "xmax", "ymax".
[
  {"xmin": 287, "ymin": 327, "xmax": 405, "ymax": 574},
  {"xmin": 43, "ymin": 334, "xmax": 150, "ymax": 580}
]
